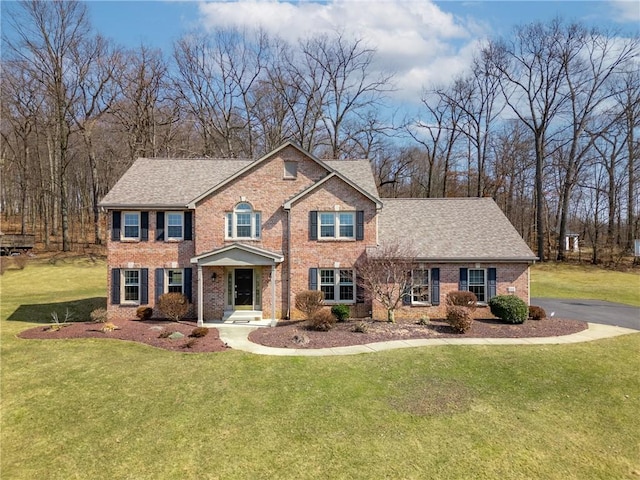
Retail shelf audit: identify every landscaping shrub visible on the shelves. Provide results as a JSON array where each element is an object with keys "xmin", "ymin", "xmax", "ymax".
[
  {"xmin": 157, "ymin": 293, "xmax": 190, "ymax": 321},
  {"xmin": 309, "ymin": 308, "xmax": 336, "ymax": 331},
  {"xmin": 136, "ymin": 306, "xmax": 153, "ymax": 320},
  {"xmin": 446, "ymin": 290, "xmax": 477, "ymax": 311},
  {"xmin": 529, "ymin": 305, "xmax": 547, "ymax": 320},
  {"xmin": 189, "ymin": 327, "xmax": 209, "ymax": 338},
  {"xmin": 331, "ymin": 304, "xmax": 350, "ymax": 322},
  {"xmin": 90, "ymin": 308, "xmax": 108, "ymax": 323},
  {"xmin": 295, "ymin": 290, "xmax": 324, "ymax": 318},
  {"xmin": 352, "ymin": 321, "xmax": 369, "ymax": 333},
  {"xmin": 445, "ymin": 306, "xmax": 473, "ymax": 333},
  {"xmin": 489, "ymin": 295, "xmax": 528, "ymax": 324},
  {"xmin": 417, "ymin": 315, "xmax": 430, "ymax": 325}
]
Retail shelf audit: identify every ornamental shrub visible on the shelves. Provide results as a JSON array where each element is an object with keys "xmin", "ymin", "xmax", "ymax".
[
  {"xmin": 136, "ymin": 306, "xmax": 153, "ymax": 320},
  {"xmin": 489, "ymin": 295, "xmax": 528, "ymax": 324},
  {"xmin": 90, "ymin": 308, "xmax": 108, "ymax": 323},
  {"xmin": 446, "ymin": 291, "xmax": 478, "ymax": 311},
  {"xmin": 309, "ymin": 308, "xmax": 336, "ymax": 331},
  {"xmin": 528, "ymin": 305, "xmax": 547, "ymax": 320},
  {"xmin": 331, "ymin": 304, "xmax": 350, "ymax": 322},
  {"xmin": 189, "ymin": 327, "xmax": 209, "ymax": 338},
  {"xmin": 445, "ymin": 305, "xmax": 473, "ymax": 333},
  {"xmin": 295, "ymin": 290, "xmax": 324, "ymax": 318},
  {"xmin": 157, "ymin": 293, "xmax": 190, "ymax": 322}
]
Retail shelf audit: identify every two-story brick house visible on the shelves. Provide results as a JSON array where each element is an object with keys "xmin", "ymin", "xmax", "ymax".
[{"xmin": 99, "ymin": 142, "xmax": 537, "ymax": 326}]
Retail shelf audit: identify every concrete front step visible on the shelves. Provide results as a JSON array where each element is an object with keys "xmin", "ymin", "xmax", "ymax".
[{"xmin": 222, "ymin": 310, "xmax": 263, "ymax": 323}]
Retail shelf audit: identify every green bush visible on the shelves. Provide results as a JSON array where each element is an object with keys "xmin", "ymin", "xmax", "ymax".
[
  {"xmin": 489, "ymin": 295, "xmax": 528, "ymax": 324},
  {"xmin": 295, "ymin": 290, "xmax": 324, "ymax": 318},
  {"xmin": 309, "ymin": 309, "xmax": 336, "ymax": 331},
  {"xmin": 136, "ymin": 306, "xmax": 153, "ymax": 320},
  {"xmin": 189, "ymin": 327, "xmax": 209, "ymax": 338},
  {"xmin": 528, "ymin": 305, "xmax": 547, "ymax": 320},
  {"xmin": 445, "ymin": 306, "xmax": 473, "ymax": 333},
  {"xmin": 446, "ymin": 291, "xmax": 477, "ymax": 311},
  {"xmin": 331, "ymin": 304, "xmax": 350, "ymax": 322}
]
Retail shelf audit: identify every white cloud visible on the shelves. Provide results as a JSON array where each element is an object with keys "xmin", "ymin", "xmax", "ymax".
[
  {"xmin": 609, "ymin": 1, "xmax": 640, "ymax": 24},
  {"xmin": 196, "ymin": 0, "xmax": 485, "ymax": 106}
]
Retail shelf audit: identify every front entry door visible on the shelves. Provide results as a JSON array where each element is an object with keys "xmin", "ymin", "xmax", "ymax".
[{"xmin": 234, "ymin": 268, "xmax": 253, "ymax": 309}]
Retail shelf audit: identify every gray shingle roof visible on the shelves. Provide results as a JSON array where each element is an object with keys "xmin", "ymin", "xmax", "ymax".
[
  {"xmin": 378, "ymin": 198, "xmax": 537, "ymax": 262},
  {"xmin": 325, "ymin": 160, "xmax": 381, "ymax": 203},
  {"xmin": 99, "ymin": 158, "xmax": 252, "ymax": 208}
]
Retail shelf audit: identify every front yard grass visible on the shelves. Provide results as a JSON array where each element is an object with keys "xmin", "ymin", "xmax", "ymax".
[{"xmin": 1, "ymin": 257, "xmax": 639, "ymax": 479}]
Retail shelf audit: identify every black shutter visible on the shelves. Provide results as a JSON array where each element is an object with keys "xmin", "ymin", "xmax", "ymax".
[
  {"xmin": 402, "ymin": 271, "xmax": 412, "ymax": 305},
  {"xmin": 184, "ymin": 211, "xmax": 193, "ymax": 241},
  {"xmin": 488, "ymin": 268, "xmax": 497, "ymax": 300},
  {"xmin": 141, "ymin": 212, "xmax": 149, "ymax": 241},
  {"xmin": 356, "ymin": 210, "xmax": 364, "ymax": 240},
  {"xmin": 184, "ymin": 267, "xmax": 193, "ymax": 302},
  {"xmin": 155, "ymin": 268, "xmax": 164, "ymax": 303},
  {"xmin": 431, "ymin": 268, "xmax": 440, "ymax": 306},
  {"xmin": 459, "ymin": 268, "xmax": 468, "ymax": 291},
  {"xmin": 309, "ymin": 211, "xmax": 318, "ymax": 240},
  {"xmin": 111, "ymin": 268, "xmax": 121, "ymax": 305},
  {"xmin": 140, "ymin": 268, "xmax": 149, "ymax": 305},
  {"xmin": 156, "ymin": 212, "xmax": 165, "ymax": 241},
  {"xmin": 111, "ymin": 211, "xmax": 121, "ymax": 241},
  {"xmin": 309, "ymin": 268, "xmax": 318, "ymax": 290}
]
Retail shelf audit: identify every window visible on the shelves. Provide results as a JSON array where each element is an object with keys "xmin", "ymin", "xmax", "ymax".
[
  {"xmin": 318, "ymin": 269, "xmax": 355, "ymax": 303},
  {"xmin": 284, "ymin": 161, "xmax": 298, "ymax": 179},
  {"xmin": 166, "ymin": 213, "xmax": 183, "ymax": 240},
  {"xmin": 226, "ymin": 203, "xmax": 261, "ymax": 239},
  {"xmin": 411, "ymin": 269, "xmax": 430, "ymax": 304},
  {"xmin": 123, "ymin": 269, "xmax": 140, "ymax": 302},
  {"xmin": 468, "ymin": 268, "xmax": 486, "ymax": 302},
  {"xmin": 319, "ymin": 212, "xmax": 355, "ymax": 239},
  {"xmin": 167, "ymin": 269, "xmax": 183, "ymax": 293},
  {"xmin": 123, "ymin": 212, "xmax": 140, "ymax": 239}
]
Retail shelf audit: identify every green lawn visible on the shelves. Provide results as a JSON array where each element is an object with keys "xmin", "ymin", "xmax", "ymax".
[{"xmin": 2, "ymin": 258, "xmax": 639, "ymax": 479}]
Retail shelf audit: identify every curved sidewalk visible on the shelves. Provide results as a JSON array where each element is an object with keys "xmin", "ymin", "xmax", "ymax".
[{"xmin": 217, "ymin": 322, "xmax": 639, "ymax": 357}]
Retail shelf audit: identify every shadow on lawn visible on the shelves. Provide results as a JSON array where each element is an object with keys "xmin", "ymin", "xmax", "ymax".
[{"xmin": 7, "ymin": 297, "xmax": 106, "ymax": 324}]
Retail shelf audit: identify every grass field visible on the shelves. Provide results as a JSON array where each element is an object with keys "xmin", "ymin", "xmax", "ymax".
[{"xmin": 1, "ymin": 258, "xmax": 639, "ymax": 479}]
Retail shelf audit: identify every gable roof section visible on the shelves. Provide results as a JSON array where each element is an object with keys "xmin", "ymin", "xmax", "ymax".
[
  {"xmin": 378, "ymin": 198, "xmax": 537, "ymax": 262},
  {"xmin": 191, "ymin": 243, "xmax": 284, "ymax": 267},
  {"xmin": 98, "ymin": 158, "xmax": 251, "ymax": 208},
  {"xmin": 283, "ymin": 160, "xmax": 382, "ymax": 209}
]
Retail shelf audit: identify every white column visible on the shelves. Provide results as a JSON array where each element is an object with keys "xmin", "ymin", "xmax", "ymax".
[
  {"xmin": 271, "ymin": 264, "xmax": 277, "ymax": 326},
  {"xmin": 197, "ymin": 265, "xmax": 203, "ymax": 327}
]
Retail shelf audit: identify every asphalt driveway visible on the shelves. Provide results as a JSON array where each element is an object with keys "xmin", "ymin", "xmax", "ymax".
[{"xmin": 532, "ymin": 298, "xmax": 640, "ymax": 331}]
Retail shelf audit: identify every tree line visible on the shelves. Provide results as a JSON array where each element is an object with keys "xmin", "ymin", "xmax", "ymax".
[{"xmin": 2, "ymin": 0, "xmax": 639, "ymax": 263}]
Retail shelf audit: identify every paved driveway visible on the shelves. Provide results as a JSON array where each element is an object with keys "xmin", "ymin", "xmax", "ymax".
[{"xmin": 532, "ymin": 298, "xmax": 640, "ymax": 331}]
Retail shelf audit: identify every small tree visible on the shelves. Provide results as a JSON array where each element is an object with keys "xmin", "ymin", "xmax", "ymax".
[
  {"xmin": 355, "ymin": 243, "xmax": 417, "ymax": 323},
  {"xmin": 157, "ymin": 293, "xmax": 190, "ymax": 322}
]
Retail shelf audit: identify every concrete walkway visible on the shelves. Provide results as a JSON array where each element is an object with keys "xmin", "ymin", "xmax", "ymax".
[{"xmin": 216, "ymin": 322, "xmax": 639, "ymax": 357}]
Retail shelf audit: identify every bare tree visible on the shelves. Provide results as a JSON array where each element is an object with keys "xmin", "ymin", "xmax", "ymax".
[{"xmin": 356, "ymin": 243, "xmax": 417, "ymax": 323}]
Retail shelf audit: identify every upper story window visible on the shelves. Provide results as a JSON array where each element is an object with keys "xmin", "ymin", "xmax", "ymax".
[
  {"xmin": 166, "ymin": 212, "xmax": 183, "ymax": 240},
  {"xmin": 123, "ymin": 212, "xmax": 140, "ymax": 240},
  {"xmin": 284, "ymin": 160, "xmax": 298, "ymax": 179},
  {"xmin": 411, "ymin": 269, "xmax": 430, "ymax": 304},
  {"xmin": 319, "ymin": 212, "xmax": 355, "ymax": 239},
  {"xmin": 226, "ymin": 202, "xmax": 261, "ymax": 240}
]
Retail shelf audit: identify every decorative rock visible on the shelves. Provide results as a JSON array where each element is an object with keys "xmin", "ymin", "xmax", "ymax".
[
  {"xmin": 291, "ymin": 333, "xmax": 309, "ymax": 345},
  {"xmin": 168, "ymin": 331, "xmax": 185, "ymax": 340}
]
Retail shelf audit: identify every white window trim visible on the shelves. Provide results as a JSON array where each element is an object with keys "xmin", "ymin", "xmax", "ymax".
[
  {"xmin": 411, "ymin": 269, "xmax": 431, "ymax": 305},
  {"xmin": 165, "ymin": 212, "xmax": 184, "ymax": 241},
  {"xmin": 318, "ymin": 268, "xmax": 355, "ymax": 304},
  {"xmin": 318, "ymin": 212, "xmax": 355, "ymax": 240},
  {"xmin": 122, "ymin": 211, "xmax": 141, "ymax": 241},
  {"xmin": 122, "ymin": 269, "xmax": 140, "ymax": 304},
  {"xmin": 225, "ymin": 204, "xmax": 261, "ymax": 240},
  {"xmin": 468, "ymin": 268, "xmax": 487, "ymax": 304},
  {"xmin": 166, "ymin": 268, "xmax": 184, "ymax": 294}
]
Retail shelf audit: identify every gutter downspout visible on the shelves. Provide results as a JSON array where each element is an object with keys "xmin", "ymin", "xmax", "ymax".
[{"xmin": 285, "ymin": 207, "xmax": 291, "ymax": 320}]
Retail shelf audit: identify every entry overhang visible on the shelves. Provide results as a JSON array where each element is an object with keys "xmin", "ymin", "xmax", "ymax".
[{"xmin": 191, "ymin": 243, "xmax": 284, "ymax": 267}]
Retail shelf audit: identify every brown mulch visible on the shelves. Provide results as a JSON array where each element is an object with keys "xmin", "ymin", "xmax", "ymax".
[
  {"xmin": 17, "ymin": 316, "xmax": 588, "ymax": 353},
  {"xmin": 18, "ymin": 319, "xmax": 230, "ymax": 353},
  {"xmin": 248, "ymin": 317, "xmax": 588, "ymax": 349}
]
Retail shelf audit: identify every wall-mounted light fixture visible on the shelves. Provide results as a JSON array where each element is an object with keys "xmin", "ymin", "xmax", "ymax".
[{"xmin": 211, "ymin": 272, "xmax": 217, "ymax": 281}]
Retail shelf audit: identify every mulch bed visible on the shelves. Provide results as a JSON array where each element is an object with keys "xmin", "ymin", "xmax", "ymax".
[
  {"xmin": 17, "ymin": 316, "xmax": 588, "ymax": 353},
  {"xmin": 248, "ymin": 317, "xmax": 589, "ymax": 349},
  {"xmin": 18, "ymin": 319, "xmax": 230, "ymax": 353}
]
